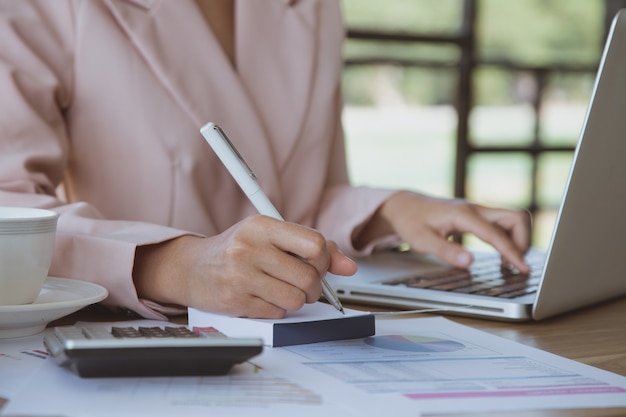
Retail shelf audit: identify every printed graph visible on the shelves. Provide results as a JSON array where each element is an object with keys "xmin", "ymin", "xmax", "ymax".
[{"xmin": 364, "ymin": 335, "xmax": 465, "ymax": 353}]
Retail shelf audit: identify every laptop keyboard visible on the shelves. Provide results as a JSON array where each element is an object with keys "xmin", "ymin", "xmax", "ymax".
[{"xmin": 383, "ymin": 256, "xmax": 545, "ymax": 299}]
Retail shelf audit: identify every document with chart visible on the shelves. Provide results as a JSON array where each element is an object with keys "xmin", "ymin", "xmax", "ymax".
[
  {"xmin": 0, "ymin": 319, "xmax": 397, "ymax": 417},
  {"xmin": 256, "ymin": 316, "xmax": 626, "ymax": 415},
  {"xmin": 4, "ymin": 317, "xmax": 626, "ymax": 416}
]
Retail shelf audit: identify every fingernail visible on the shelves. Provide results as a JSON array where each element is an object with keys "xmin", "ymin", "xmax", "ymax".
[{"xmin": 457, "ymin": 252, "xmax": 472, "ymax": 266}]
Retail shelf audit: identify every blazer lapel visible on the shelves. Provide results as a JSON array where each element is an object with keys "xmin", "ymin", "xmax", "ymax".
[
  {"xmin": 237, "ymin": 0, "xmax": 317, "ymax": 171},
  {"xmin": 104, "ymin": 0, "xmax": 286, "ymax": 208}
]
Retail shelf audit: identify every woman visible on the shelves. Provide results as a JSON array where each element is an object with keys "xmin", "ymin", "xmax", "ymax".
[{"xmin": 0, "ymin": 0, "xmax": 530, "ymax": 319}]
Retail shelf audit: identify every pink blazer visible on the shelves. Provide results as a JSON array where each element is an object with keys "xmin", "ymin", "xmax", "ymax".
[{"xmin": 0, "ymin": 0, "xmax": 397, "ymax": 318}]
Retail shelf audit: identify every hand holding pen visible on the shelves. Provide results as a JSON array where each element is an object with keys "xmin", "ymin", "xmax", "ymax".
[{"xmin": 200, "ymin": 122, "xmax": 354, "ymax": 315}]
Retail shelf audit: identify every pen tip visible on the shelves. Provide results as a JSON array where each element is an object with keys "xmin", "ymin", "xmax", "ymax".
[{"xmin": 340, "ymin": 307, "xmax": 345, "ymax": 315}]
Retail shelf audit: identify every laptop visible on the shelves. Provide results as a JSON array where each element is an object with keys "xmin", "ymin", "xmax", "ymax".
[{"xmin": 326, "ymin": 9, "xmax": 626, "ymax": 321}]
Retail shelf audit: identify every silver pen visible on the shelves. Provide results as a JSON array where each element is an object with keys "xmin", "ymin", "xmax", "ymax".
[{"xmin": 200, "ymin": 122, "xmax": 345, "ymax": 315}]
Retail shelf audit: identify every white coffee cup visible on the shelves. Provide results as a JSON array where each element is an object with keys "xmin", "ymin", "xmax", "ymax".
[{"xmin": 0, "ymin": 207, "xmax": 59, "ymax": 305}]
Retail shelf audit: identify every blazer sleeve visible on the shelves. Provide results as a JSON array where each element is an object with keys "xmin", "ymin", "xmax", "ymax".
[{"xmin": 0, "ymin": 1, "xmax": 187, "ymax": 319}]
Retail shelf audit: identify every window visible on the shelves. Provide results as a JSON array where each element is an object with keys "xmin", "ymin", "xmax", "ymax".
[{"xmin": 341, "ymin": 0, "xmax": 615, "ymax": 249}]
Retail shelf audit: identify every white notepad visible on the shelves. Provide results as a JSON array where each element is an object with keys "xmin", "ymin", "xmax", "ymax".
[{"xmin": 188, "ymin": 302, "xmax": 375, "ymax": 347}]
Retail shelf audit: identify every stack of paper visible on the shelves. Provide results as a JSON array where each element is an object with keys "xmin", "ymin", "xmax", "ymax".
[{"xmin": 188, "ymin": 302, "xmax": 375, "ymax": 347}]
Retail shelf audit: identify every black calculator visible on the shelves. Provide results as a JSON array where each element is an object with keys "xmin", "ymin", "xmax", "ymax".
[{"xmin": 44, "ymin": 324, "xmax": 263, "ymax": 378}]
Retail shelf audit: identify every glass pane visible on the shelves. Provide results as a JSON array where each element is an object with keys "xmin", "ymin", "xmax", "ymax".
[
  {"xmin": 342, "ymin": 0, "xmax": 463, "ymax": 34},
  {"xmin": 536, "ymin": 152, "xmax": 574, "ymax": 208},
  {"xmin": 473, "ymin": 67, "xmax": 537, "ymax": 107},
  {"xmin": 343, "ymin": 65, "xmax": 457, "ymax": 107},
  {"xmin": 469, "ymin": 105, "xmax": 535, "ymax": 147},
  {"xmin": 466, "ymin": 153, "xmax": 532, "ymax": 207},
  {"xmin": 477, "ymin": 0, "xmax": 604, "ymax": 66},
  {"xmin": 344, "ymin": 40, "xmax": 460, "ymax": 65},
  {"xmin": 471, "ymin": 67, "xmax": 537, "ymax": 147},
  {"xmin": 343, "ymin": 106, "xmax": 456, "ymax": 197},
  {"xmin": 533, "ymin": 209, "xmax": 558, "ymax": 250},
  {"xmin": 540, "ymin": 73, "xmax": 596, "ymax": 146}
]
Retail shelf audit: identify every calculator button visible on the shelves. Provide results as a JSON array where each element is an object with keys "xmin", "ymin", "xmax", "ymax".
[
  {"xmin": 54, "ymin": 326, "xmax": 85, "ymax": 343},
  {"xmin": 111, "ymin": 327, "xmax": 143, "ymax": 338},
  {"xmin": 164, "ymin": 326, "xmax": 199, "ymax": 338},
  {"xmin": 138, "ymin": 327, "xmax": 172, "ymax": 338},
  {"xmin": 193, "ymin": 326, "xmax": 227, "ymax": 337},
  {"xmin": 81, "ymin": 326, "xmax": 116, "ymax": 340}
]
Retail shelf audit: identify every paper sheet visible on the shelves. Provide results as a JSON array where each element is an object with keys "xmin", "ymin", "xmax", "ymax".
[
  {"xmin": 3, "ymin": 316, "xmax": 626, "ymax": 416},
  {"xmin": 0, "ymin": 333, "xmax": 49, "ymax": 400},
  {"xmin": 189, "ymin": 302, "xmax": 375, "ymax": 346},
  {"xmin": 255, "ymin": 316, "xmax": 626, "ymax": 414},
  {"xmin": 0, "ymin": 319, "xmax": 399, "ymax": 417}
]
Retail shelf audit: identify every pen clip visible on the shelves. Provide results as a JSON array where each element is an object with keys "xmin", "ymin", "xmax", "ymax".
[{"xmin": 213, "ymin": 124, "xmax": 257, "ymax": 181}]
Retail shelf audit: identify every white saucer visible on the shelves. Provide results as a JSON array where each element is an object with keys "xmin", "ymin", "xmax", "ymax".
[{"xmin": 0, "ymin": 277, "xmax": 108, "ymax": 338}]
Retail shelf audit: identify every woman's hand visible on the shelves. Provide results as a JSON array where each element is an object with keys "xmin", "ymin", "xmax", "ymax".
[
  {"xmin": 133, "ymin": 215, "xmax": 357, "ymax": 318},
  {"xmin": 355, "ymin": 191, "xmax": 531, "ymax": 273}
]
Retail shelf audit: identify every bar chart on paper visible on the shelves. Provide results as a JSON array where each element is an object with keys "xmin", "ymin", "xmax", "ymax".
[
  {"xmin": 275, "ymin": 317, "xmax": 626, "ymax": 414},
  {"xmin": 364, "ymin": 335, "xmax": 465, "ymax": 353},
  {"xmin": 283, "ymin": 331, "xmax": 494, "ymax": 362}
]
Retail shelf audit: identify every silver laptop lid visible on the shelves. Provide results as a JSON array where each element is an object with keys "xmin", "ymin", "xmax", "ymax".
[{"xmin": 532, "ymin": 9, "xmax": 626, "ymax": 319}]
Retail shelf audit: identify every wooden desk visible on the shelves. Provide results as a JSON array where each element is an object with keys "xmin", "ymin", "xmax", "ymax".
[{"xmin": 6, "ymin": 297, "xmax": 626, "ymax": 416}]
